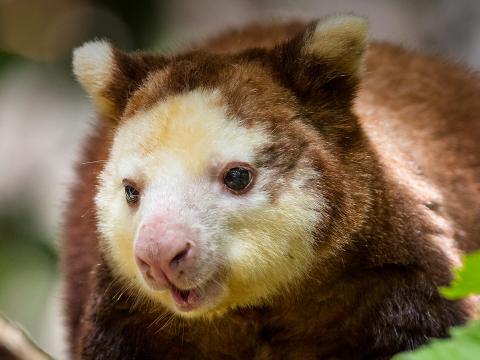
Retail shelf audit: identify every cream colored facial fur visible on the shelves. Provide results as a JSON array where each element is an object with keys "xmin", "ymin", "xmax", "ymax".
[{"xmin": 95, "ymin": 89, "xmax": 323, "ymax": 317}]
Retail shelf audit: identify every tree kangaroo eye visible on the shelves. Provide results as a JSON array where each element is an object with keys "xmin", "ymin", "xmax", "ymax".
[
  {"xmin": 124, "ymin": 184, "xmax": 140, "ymax": 204},
  {"xmin": 223, "ymin": 166, "xmax": 254, "ymax": 194}
]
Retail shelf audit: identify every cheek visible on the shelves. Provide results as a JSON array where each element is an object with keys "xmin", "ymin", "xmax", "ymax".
[
  {"xmin": 224, "ymin": 196, "xmax": 319, "ymax": 305},
  {"xmin": 109, "ymin": 217, "xmax": 138, "ymax": 280},
  {"xmin": 96, "ymin": 178, "xmax": 140, "ymax": 280}
]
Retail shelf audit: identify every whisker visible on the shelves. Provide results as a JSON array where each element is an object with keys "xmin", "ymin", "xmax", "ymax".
[
  {"xmin": 81, "ymin": 160, "xmax": 107, "ymax": 165},
  {"xmin": 81, "ymin": 207, "xmax": 93, "ymax": 218},
  {"xmin": 158, "ymin": 313, "xmax": 176, "ymax": 334},
  {"xmin": 181, "ymin": 321, "xmax": 185, "ymax": 345},
  {"xmin": 149, "ymin": 311, "xmax": 170, "ymax": 330}
]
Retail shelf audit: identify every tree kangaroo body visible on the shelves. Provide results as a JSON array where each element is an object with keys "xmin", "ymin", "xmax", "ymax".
[{"xmin": 62, "ymin": 16, "xmax": 480, "ymax": 359}]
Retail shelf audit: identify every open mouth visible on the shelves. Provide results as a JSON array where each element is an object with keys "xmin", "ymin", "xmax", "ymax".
[
  {"xmin": 170, "ymin": 285, "xmax": 203, "ymax": 311},
  {"xmin": 140, "ymin": 268, "xmax": 224, "ymax": 313},
  {"xmin": 168, "ymin": 274, "xmax": 225, "ymax": 313}
]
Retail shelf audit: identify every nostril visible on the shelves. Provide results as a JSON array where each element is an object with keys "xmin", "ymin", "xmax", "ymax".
[
  {"xmin": 135, "ymin": 253, "xmax": 170, "ymax": 290},
  {"xmin": 143, "ymin": 268, "xmax": 154, "ymax": 281},
  {"xmin": 136, "ymin": 256, "xmax": 151, "ymax": 273},
  {"xmin": 136, "ymin": 256, "xmax": 156, "ymax": 282},
  {"xmin": 169, "ymin": 242, "xmax": 191, "ymax": 269},
  {"xmin": 170, "ymin": 249, "xmax": 187, "ymax": 267}
]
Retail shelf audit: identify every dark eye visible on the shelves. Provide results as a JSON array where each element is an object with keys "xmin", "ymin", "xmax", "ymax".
[
  {"xmin": 124, "ymin": 184, "xmax": 140, "ymax": 204},
  {"xmin": 223, "ymin": 166, "xmax": 254, "ymax": 193}
]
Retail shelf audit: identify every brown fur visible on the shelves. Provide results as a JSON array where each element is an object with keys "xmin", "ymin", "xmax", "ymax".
[{"xmin": 62, "ymin": 20, "xmax": 480, "ymax": 359}]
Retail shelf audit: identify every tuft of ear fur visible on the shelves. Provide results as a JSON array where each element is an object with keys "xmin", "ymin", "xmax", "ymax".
[
  {"xmin": 73, "ymin": 40, "xmax": 117, "ymax": 118},
  {"xmin": 303, "ymin": 15, "xmax": 368, "ymax": 77},
  {"xmin": 73, "ymin": 40, "xmax": 168, "ymax": 122},
  {"xmin": 274, "ymin": 15, "xmax": 368, "ymax": 101}
]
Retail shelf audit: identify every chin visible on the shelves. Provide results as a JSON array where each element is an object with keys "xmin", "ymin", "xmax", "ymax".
[{"xmin": 141, "ymin": 273, "xmax": 230, "ymax": 318}]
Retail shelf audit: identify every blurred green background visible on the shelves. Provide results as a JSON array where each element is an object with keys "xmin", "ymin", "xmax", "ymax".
[{"xmin": 0, "ymin": 0, "xmax": 479, "ymax": 358}]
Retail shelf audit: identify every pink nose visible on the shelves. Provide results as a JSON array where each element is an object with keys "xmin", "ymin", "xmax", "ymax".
[{"xmin": 135, "ymin": 220, "xmax": 198, "ymax": 290}]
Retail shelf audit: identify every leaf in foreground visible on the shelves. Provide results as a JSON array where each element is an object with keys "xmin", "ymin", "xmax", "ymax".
[
  {"xmin": 440, "ymin": 250, "xmax": 480, "ymax": 299},
  {"xmin": 393, "ymin": 321, "xmax": 480, "ymax": 360}
]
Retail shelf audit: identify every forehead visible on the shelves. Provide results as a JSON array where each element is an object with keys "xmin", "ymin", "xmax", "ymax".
[
  {"xmin": 113, "ymin": 57, "xmax": 318, "ymax": 184},
  {"xmin": 123, "ymin": 55, "xmax": 299, "ymax": 126},
  {"xmin": 113, "ymin": 89, "xmax": 268, "ymax": 178}
]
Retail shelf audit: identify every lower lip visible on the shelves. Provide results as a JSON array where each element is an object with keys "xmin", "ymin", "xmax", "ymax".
[{"xmin": 170, "ymin": 286, "xmax": 202, "ymax": 311}]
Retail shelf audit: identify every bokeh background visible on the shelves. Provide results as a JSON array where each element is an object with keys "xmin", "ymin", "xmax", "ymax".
[{"xmin": 0, "ymin": 0, "xmax": 479, "ymax": 358}]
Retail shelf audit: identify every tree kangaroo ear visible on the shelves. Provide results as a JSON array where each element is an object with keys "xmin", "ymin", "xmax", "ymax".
[
  {"xmin": 275, "ymin": 15, "xmax": 368, "ymax": 101},
  {"xmin": 73, "ymin": 40, "xmax": 167, "ymax": 122}
]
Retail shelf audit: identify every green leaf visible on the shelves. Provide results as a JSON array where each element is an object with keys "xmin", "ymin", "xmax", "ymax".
[
  {"xmin": 440, "ymin": 251, "xmax": 480, "ymax": 299},
  {"xmin": 394, "ymin": 252, "xmax": 480, "ymax": 359},
  {"xmin": 393, "ymin": 321, "xmax": 480, "ymax": 360}
]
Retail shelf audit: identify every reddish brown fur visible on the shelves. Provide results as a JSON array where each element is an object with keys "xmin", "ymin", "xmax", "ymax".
[{"xmin": 62, "ymin": 20, "xmax": 480, "ymax": 359}]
